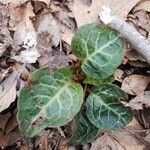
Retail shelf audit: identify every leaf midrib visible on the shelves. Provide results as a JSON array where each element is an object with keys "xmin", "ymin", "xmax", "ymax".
[
  {"xmin": 26, "ymin": 81, "xmax": 71, "ymax": 134},
  {"xmin": 92, "ymin": 93, "xmax": 127, "ymax": 124},
  {"xmin": 83, "ymin": 35, "xmax": 120, "ymax": 64}
]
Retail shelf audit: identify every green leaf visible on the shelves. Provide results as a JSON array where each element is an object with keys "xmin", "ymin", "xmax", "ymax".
[
  {"xmin": 17, "ymin": 68, "xmax": 84, "ymax": 137},
  {"xmin": 86, "ymin": 84, "xmax": 133, "ymax": 130},
  {"xmin": 71, "ymin": 23, "xmax": 124, "ymax": 79},
  {"xmin": 83, "ymin": 75, "xmax": 114, "ymax": 86},
  {"xmin": 68, "ymin": 110, "xmax": 98, "ymax": 146},
  {"xmin": 30, "ymin": 68, "xmax": 49, "ymax": 83}
]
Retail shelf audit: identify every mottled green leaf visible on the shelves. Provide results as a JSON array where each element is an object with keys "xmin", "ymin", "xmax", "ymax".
[
  {"xmin": 18, "ymin": 68, "xmax": 83, "ymax": 137},
  {"xmin": 86, "ymin": 84, "xmax": 133, "ymax": 130},
  {"xmin": 83, "ymin": 75, "xmax": 114, "ymax": 86},
  {"xmin": 71, "ymin": 23, "xmax": 124, "ymax": 79},
  {"xmin": 30, "ymin": 68, "xmax": 49, "ymax": 83},
  {"xmin": 68, "ymin": 111, "xmax": 98, "ymax": 146}
]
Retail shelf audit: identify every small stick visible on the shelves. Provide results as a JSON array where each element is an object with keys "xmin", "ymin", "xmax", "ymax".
[{"xmin": 99, "ymin": 6, "xmax": 150, "ymax": 65}]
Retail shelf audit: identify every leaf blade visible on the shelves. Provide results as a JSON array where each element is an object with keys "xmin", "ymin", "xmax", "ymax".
[
  {"xmin": 68, "ymin": 111, "xmax": 98, "ymax": 146},
  {"xmin": 86, "ymin": 84, "xmax": 133, "ymax": 130},
  {"xmin": 71, "ymin": 23, "xmax": 124, "ymax": 79},
  {"xmin": 18, "ymin": 68, "xmax": 83, "ymax": 137}
]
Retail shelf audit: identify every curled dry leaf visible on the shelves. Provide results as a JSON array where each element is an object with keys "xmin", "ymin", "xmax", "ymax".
[
  {"xmin": 13, "ymin": 1, "xmax": 36, "ymax": 46},
  {"xmin": 0, "ymin": 73, "xmax": 17, "ymax": 113},
  {"xmin": 125, "ymin": 49, "xmax": 146, "ymax": 62},
  {"xmin": 55, "ymin": 10, "xmax": 75, "ymax": 29},
  {"xmin": 121, "ymin": 75, "xmax": 150, "ymax": 95},
  {"xmin": 114, "ymin": 69, "xmax": 124, "ymax": 82},
  {"xmin": 134, "ymin": 10, "xmax": 150, "ymax": 33},
  {"xmin": 54, "ymin": 10, "xmax": 75, "ymax": 45},
  {"xmin": 11, "ymin": 2, "xmax": 42, "ymax": 64},
  {"xmin": 9, "ymin": 3, "xmax": 28, "ymax": 29},
  {"xmin": 128, "ymin": 91, "xmax": 150, "ymax": 110},
  {"xmin": 0, "ymin": 27, "xmax": 14, "ymax": 56},
  {"xmin": 134, "ymin": 0, "xmax": 150, "ymax": 12},
  {"xmin": 34, "ymin": 0, "xmax": 51, "ymax": 5},
  {"xmin": 14, "ymin": 24, "xmax": 37, "ymax": 47},
  {"xmin": 12, "ymin": 48, "xmax": 40, "ymax": 64},
  {"xmin": 125, "ymin": 49, "xmax": 149, "ymax": 67}
]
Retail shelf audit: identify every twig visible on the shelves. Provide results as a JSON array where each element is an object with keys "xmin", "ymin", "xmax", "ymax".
[{"xmin": 99, "ymin": 6, "xmax": 150, "ymax": 64}]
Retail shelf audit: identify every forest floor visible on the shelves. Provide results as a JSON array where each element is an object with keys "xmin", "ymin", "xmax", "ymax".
[{"xmin": 0, "ymin": 0, "xmax": 150, "ymax": 149}]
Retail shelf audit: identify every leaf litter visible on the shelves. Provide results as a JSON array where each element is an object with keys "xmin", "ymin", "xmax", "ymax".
[{"xmin": 0, "ymin": 0, "xmax": 150, "ymax": 149}]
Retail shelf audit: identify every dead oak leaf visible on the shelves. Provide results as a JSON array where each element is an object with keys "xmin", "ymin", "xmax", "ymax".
[
  {"xmin": 38, "ymin": 50, "xmax": 70, "ymax": 69},
  {"xmin": 128, "ymin": 91, "xmax": 150, "ymax": 110},
  {"xmin": 91, "ymin": 119, "xmax": 145, "ymax": 150},
  {"xmin": 91, "ymin": 131, "xmax": 144, "ymax": 150},
  {"xmin": 12, "ymin": 48, "xmax": 40, "ymax": 64},
  {"xmin": 90, "ymin": 133, "xmax": 124, "ymax": 150},
  {"xmin": 73, "ymin": 0, "xmax": 141, "ymax": 27},
  {"xmin": 35, "ymin": 12, "xmax": 61, "ymax": 49},
  {"xmin": 134, "ymin": 0, "xmax": 150, "ymax": 12},
  {"xmin": 125, "ymin": 49, "xmax": 146, "ymax": 62},
  {"xmin": 12, "ymin": 1, "xmax": 37, "ymax": 54},
  {"xmin": 111, "ymin": 131, "xmax": 145, "ymax": 150},
  {"xmin": 121, "ymin": 75, "xmax": 150, "ymax": 95},
  {"xmin": 0, "ymin": 73, "xmax": 17, "ymax": 113},
  {"xmin": 73, "ymin": 0, "xmax": 101, "ymax": 27},
  {"xmin": 0, "ymin": 27, "xmax": 14, "ymax": 56},
  {"xmin": 1, "ymin": 129, "xmax": 21, "ymax": 148},
  {"xmin": 0, "ymin": 113, "xmax": 11, "ymax": 131},
  {"xmin": 114, "ymin": 69, "xmax": 124, "ymax": 82},
  {"xmin": 134, "ymin": 10, "xmax": 150, "ymax": 33}
]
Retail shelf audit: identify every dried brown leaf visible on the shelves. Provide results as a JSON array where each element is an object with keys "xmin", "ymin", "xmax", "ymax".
[
  {"xmin": 91, "ymin": 119, "xmax": 145, "ymax": 150},
  {"xmin": 0, "ymin": 113, "xmax": 11, "ymax": 131},
  {"xmin": 134, "ymin": 0, "xmax": 150, "ymax": 12},
  {"xmin": 55, "ymin": 10, "xmax": 75, "ymax": 29},
  {"xmin": 0, "ymin": 27, "xmax": 14, "ymax": 56},
  {"xmin": 114, "ymin": 69, "xmax": 124, "ymax": 82},
  {"xmin": 111, "ymin": 131, "xmax": 145, "ymax": 150},
  {"xmin": 134, "ymin": 10, "xmax": 150, "ymax": 33},
  {"xmin": 0, "ymin": 112, "xmax": 21, "ymax": 148},
  {"xmin": 73, "ymin": 0, "xmax": 101, "ymax": 27},
  {"xmin": 90, "ymin": 133, "xmax": 124, "ymax": 150},
  {"xmin": 73, "ymin": 0, "xmax": 141, "ymax": 27},
  {"xmin": 38, "ymin": 50, "xmax": 70, "ymax": 69},
  {"xmin": 121, "ymin": 75, "xmax": 150, "ymax": 95},
  {"xmin": 4, "ymin": 112, "xmax": 19, "ymax": 135},
  {"xmin": 1, "ymin": 128, "xmax": 22, "ymax": 148},
  {"xmin": 128, "ymin": 91, "xmax": 150, "ymax": 110},
  {"xmin": 0, "ymin": 73, "xmax": 17, "ymax": 113},
  {"xmin": 125, "ymin": 49, "xmax": 146, "ymax": 62},
  {"xmin": 12, "ymin": 48, "xmax": 40, "ymax": 63},
  {"xmin": 35, "ymin": 12, "xmax": 60, "ymax": 49},
  {"xmin": 13, "ymin": 2, "xmax": 36, "ymax": 47}
]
